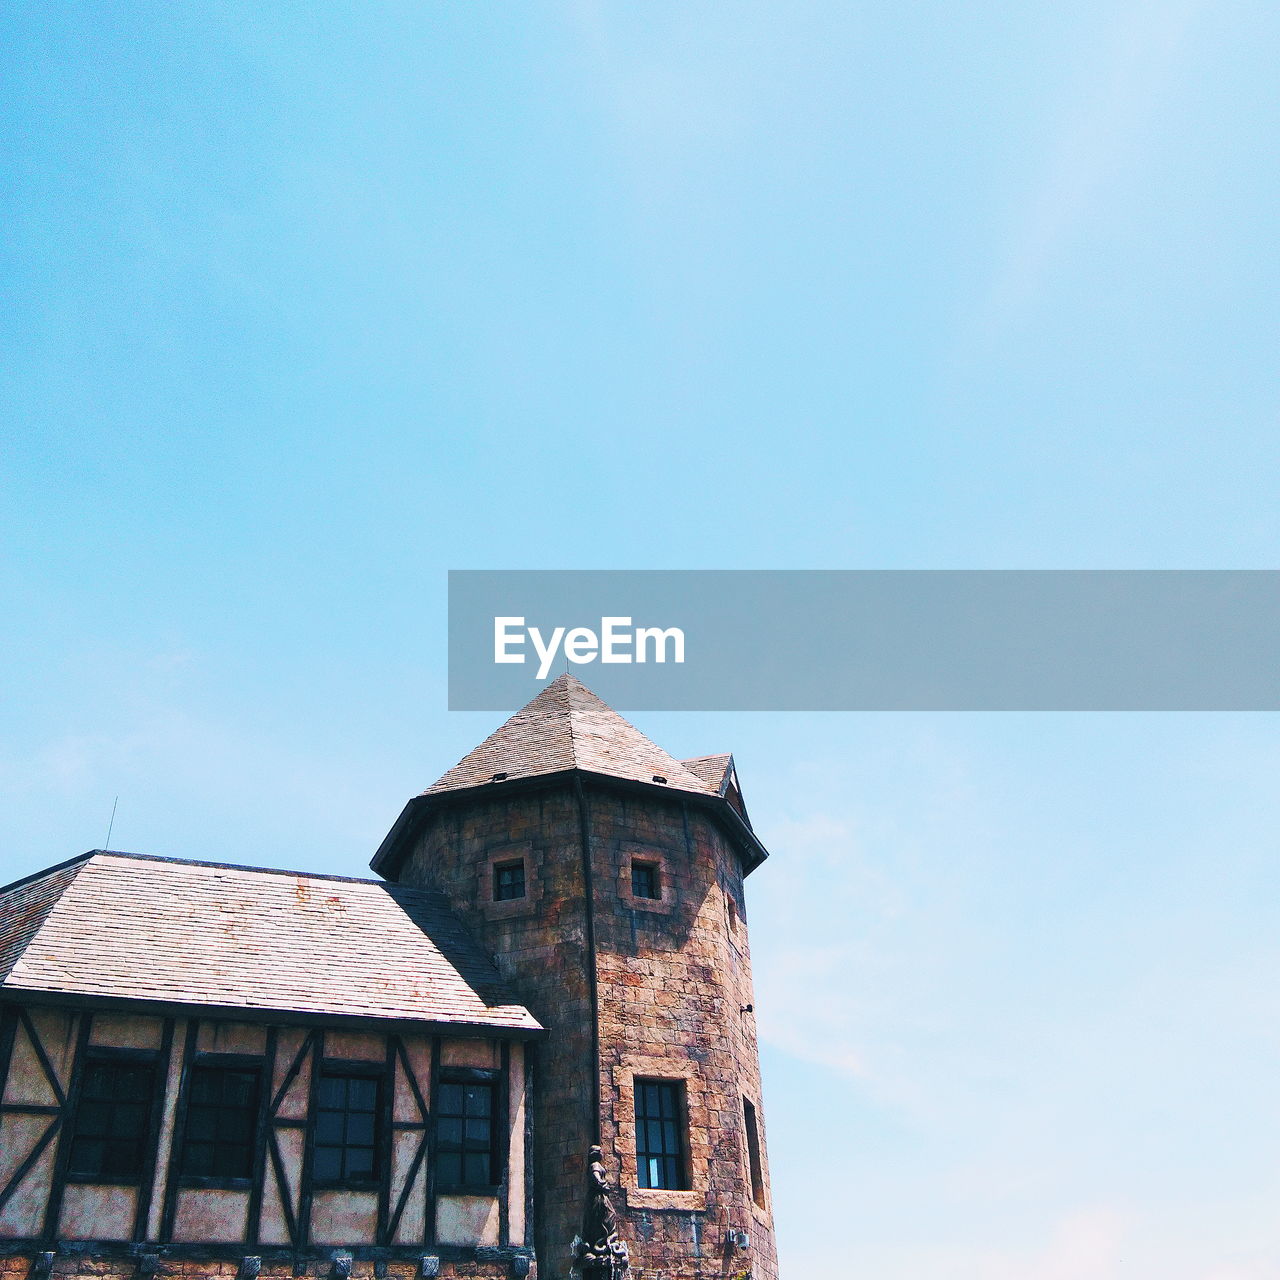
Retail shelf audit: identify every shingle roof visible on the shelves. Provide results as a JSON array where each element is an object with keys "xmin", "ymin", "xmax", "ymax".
[
  {"xmin": 425, "ymin": 673, "xmax": 716, "ymax": 798},
  {"xmin": 0, "ymin": 852, "xmax": 540, "ymax": 1034},
  {"xmin": 680, "ymin": 754, "xmax": 734, "ymax": 793}
]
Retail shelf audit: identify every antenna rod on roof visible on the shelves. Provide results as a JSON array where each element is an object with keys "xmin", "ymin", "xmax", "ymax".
[{"xmin": 104, "ymin": 796, "xmax": 118, "ymax": 850}]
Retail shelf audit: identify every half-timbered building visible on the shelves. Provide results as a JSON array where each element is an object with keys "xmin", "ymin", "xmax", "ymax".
[{"xmin": 0, "ymin": 676, "xmax": 778, "ymax": 1280}]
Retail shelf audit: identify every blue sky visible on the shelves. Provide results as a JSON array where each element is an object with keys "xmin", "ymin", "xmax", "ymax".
[{"xmin": 4, "ymin": 3, "xmax": 1280, "ymax": 1275}]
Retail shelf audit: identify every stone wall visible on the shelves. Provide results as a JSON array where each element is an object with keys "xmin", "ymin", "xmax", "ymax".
[{"xmin": 399, "ymin": 779, "xmax": 778, "ymax": 1280}]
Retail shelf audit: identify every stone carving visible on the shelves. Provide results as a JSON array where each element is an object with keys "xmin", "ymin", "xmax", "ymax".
[{"xmin": 573, "ymin": 1145, "xmax": 630, "ymax": 1278}]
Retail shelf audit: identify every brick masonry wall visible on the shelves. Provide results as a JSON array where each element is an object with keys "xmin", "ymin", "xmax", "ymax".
[{"xmin": 398, "ymin": 781, "xmax": 778, "ymax": 1280}]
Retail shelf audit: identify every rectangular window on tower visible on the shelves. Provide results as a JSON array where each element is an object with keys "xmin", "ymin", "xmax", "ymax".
[
  {"xmin": 492, "ymin": 858, "xmax": 526, "ymax": 902},
  {"xmin": 630, "ymin": 858, "xmax": 661, "ymax": 900},
  {"xmin": 743, "ymin": 1096, "xmax": 766, "ymax": 1208},
  {"xmin": 634, "ymin": 1079, "xmax": 688, "ymax": 1190}
]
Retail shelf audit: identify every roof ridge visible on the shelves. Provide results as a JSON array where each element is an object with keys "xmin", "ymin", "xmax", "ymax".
[
  {"xmin": 64, "ymin": 849, "xmax": 394, "ymax": 888},
  {"xmin": 0, "ymin": 849, "xmax": 95, "ymax": 897}
]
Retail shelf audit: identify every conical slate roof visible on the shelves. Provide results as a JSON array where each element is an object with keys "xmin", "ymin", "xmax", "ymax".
[{"xmin": 424, "ymin": 673, "xmax": 716, "ymax": 798}]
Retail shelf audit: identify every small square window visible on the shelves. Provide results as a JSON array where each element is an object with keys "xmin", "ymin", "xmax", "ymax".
[
  {"xmin": 630, "ymin": 860, "xmax": 660, "ymax": 900},
  {"xmin": 493, "ymin": 859, "xmax": 526, "ymax": 902}
]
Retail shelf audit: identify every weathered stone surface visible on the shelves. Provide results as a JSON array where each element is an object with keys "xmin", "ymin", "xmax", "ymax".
[{"xmin": 400, "ymin": 774, "xmax": 778, "ymax": 1280}]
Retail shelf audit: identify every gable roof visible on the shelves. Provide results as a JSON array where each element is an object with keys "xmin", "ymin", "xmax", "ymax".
[
  {"xmin": 425, "ymin": 674, "xmax": 715, "ymax": 797},
  {"xmin": 0, "ymin": 851, "xmax": 540, "ymax": 1036}
]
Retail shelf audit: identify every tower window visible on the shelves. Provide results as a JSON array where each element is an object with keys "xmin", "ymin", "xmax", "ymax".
[
  {"xmin": 743, "ymin": 1096, "xmax": 766, "ymax": 1208},
  {"xmin": 67, "ymin": 1052, "xmax": 159, "ymax": 1182},
  {"xmin": 181, "ymin": 1063, "xmax": 261, "ymax": 1181},
  {"xmin": 630, "ymin": 859, "xmax": 661, "ymax": 900},
  {"xmin": 493, "ymin": 858, "xmax": 526, "ymax": 901},
  {"xmin": 635, "ymin": 1079, "xmax": 688, "ymax": 1190},
  {"xmin": 436, "ymin": 1078, "xmax": 497, "ymax": 1189},
  {"xmin": 313, "ymin": 1070, "xmax": 382, "ymax": 1186}
]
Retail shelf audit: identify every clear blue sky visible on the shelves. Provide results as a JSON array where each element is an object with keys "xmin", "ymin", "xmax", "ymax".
[{"xmin": 4, "ymin": 3, "xmax": 1279, "ymax": 1276}]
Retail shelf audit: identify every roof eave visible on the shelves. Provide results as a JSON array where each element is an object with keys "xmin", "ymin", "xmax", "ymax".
[
  {"xmin": 0, "ymin": 988, "xmax": 545, "ymax": 1040},
  {"xmin": 370, "ymin": 767, "xmax": 771, "ymax": 881}
]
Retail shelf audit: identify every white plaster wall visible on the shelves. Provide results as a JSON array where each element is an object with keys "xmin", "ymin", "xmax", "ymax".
[
  {"xmin": 309, "ymin": 1190, "xmax": 377, "ymax": 1244},
  {"xmin": 59, "ymin": 1185, "xmax": 136, "ymax": 1241},
  {"xmin": 435, "ymin": 1195, "xmax": 499, "ymax": 1247}
]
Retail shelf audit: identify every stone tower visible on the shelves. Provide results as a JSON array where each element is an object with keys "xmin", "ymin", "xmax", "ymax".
[{"xmin": 371, "ymin": 674, "xmax": 778, "ymax": 1280}]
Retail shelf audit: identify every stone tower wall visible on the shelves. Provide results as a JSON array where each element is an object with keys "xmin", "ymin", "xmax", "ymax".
[{"xmin": 397, "ymin": 781, "xmax": 777, "ymax": 1280}]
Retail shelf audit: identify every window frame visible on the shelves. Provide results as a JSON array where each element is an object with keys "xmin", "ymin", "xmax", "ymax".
[
  {"xmin": 480, "ymin": 843, "xmax": 542, "ymax": 920},
  {"xmin": 433, "ymin": 1066, "xmax": 504, "ymax": 1194},
  {"xmin": 630, "ymin": 859, "xmax": 661, "ymax": 901},
  {"xmin": 310, "ymin": 1060, "xmax": 388, "ymax": 1191},
  {"xmin": 65, "ymin": 1046, "xmax": 162, "ymax": 1186},
  {"xmin": 742, "ymin": 1095, "xmax": 766, "ymax": 1209},
  {"xmin": 633, "ymin": 1077, "xmax": 689, "ymax": 1192},
  {"xmin": 492, "ymin": 857, "xmax": 526, "ymax": 902},
  {"xmin": 618, "ymin": 846, "xmax": 674, "ymax": 915},
  {"xmin": 177, "ymin": 1053, "xmax": 266, "ymax": 1190}
]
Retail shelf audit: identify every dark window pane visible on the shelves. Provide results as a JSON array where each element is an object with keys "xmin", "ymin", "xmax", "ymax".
[
  {"xmin": 315, "ymin": 1111, "xmax": 344, "ymax": 1144},
  {"xmin": 220, "ymin": 1109, "xmax": 255, "ymax": 1144},
  {"xmin": 347, "ymin": 1113, "xmax": 375, "ymax": 1146},
  {"xmin": 436, "ymin": 1078, "xmax": 497, "ymax": 1188},
  {"xmin": 631, "ymin": 861, "xmax": 660, "ymax": 899},
  {"xmin": 190, "ymin": 1073, "xmax": 220, "ymax": 1104},
  {"xmin": 635, "ymin": 1080, "xmax": 687, "ymax": 1190},
  {"xmin": 214, "ymin": 1144, "xmax": 249, "ymax": 1178},
  {"xmin": 110, "ymin": 1103, "xmax": 146, "ymax": 1138},
  {"xmin": 348, "ymin": 1078, "xmax": 378, "ymax": 1111},
  {"xmin": 313, "ymin": 1072, "xmax": 383, "ymax": 1185},
  {"xmin": 103, "ymin": 1139, "xmax": 138, "ymax": 1177},
  {"xmin": 225, "ymin": 1072, "xmax": 257, "ymax": 1106},
  {"xmin": 69, "ymin": 1057, "xmax": 157, "ymax": 1180},
  {"xmin": 317, "ymin": 1076, "xmax": 346, "ymax": 1108},
  {"xmin": 180, "ymin": 1065, "xmax": 261, "ymax": 1181},
  {"xmin": 69, "ymin": 1139, "xmax": 105, "ymax": 1176},
  {"xmin": 493, "ymin": 860, "xmax": 525, "ymax": 901},
  {"xmin": 76, "ymin": 1101, "xmax": 110, "ymax": 1137},
  {"xmin": 83, "ymin": 1064, "xmax": 112, "ymax": 1096}
]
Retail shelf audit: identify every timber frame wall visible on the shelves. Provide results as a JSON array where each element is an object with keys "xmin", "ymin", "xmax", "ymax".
[{"xmin": 0, "ymin": 1002, "xmax": 535, "ymax": 1276}]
